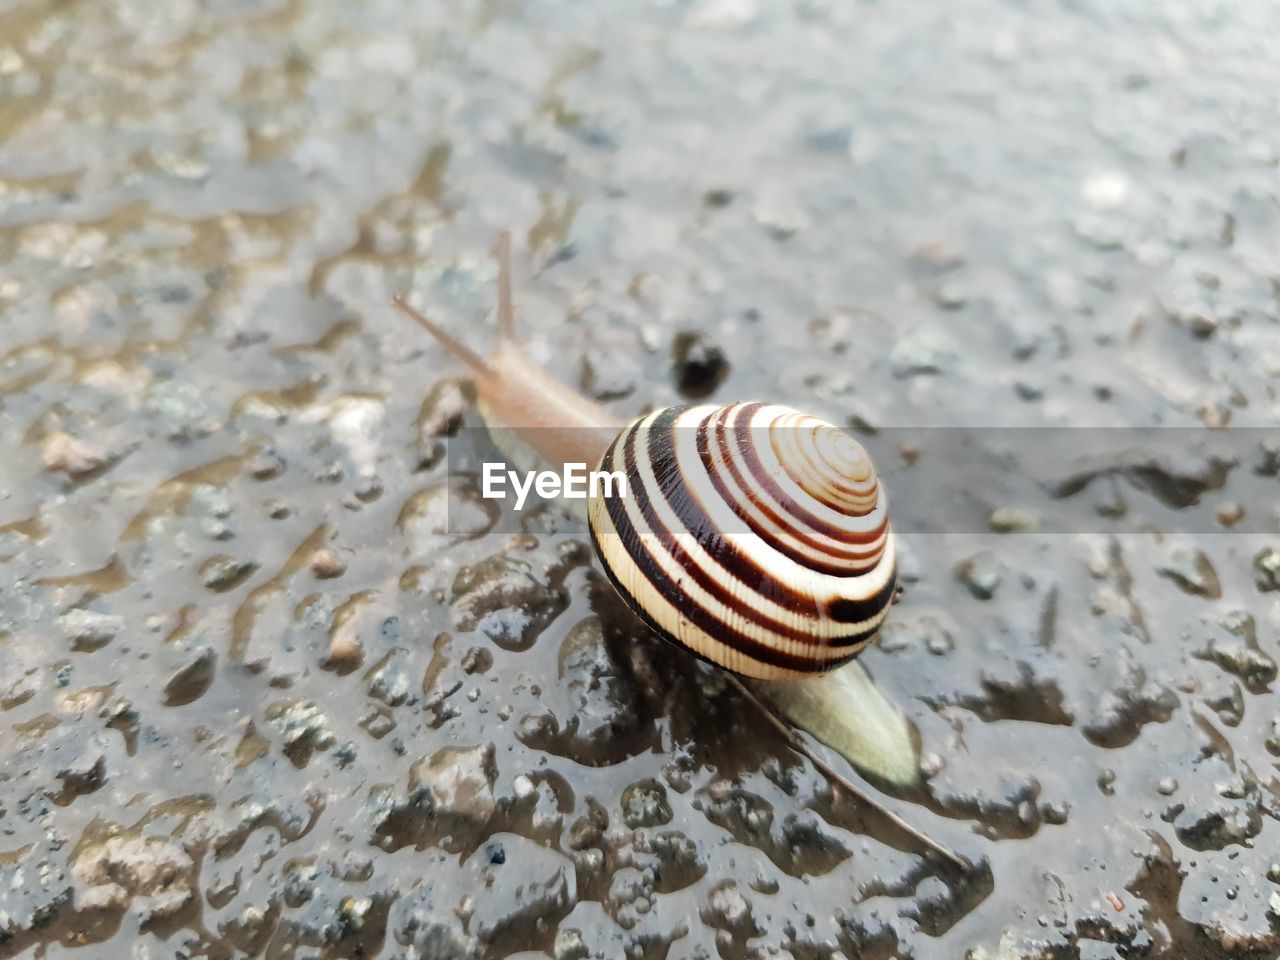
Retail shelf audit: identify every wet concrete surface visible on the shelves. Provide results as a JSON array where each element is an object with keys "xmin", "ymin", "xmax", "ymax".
[{"xmin": 1, "ymin": 0, "xmax": 1279, "ymax": 957}]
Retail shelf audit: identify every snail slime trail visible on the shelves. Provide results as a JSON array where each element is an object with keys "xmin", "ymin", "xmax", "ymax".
[
  {"xmin": 482, "ymin": 461, "xmax": 628, "ymax": 510},
  {"xmin": 394, "ymin": 233, "xmax": 968, "ymax": 870}
]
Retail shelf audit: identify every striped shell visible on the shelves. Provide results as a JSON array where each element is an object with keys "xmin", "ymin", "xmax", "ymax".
[{"xmin": 587, "ymin": 402, "xmax": 897, "ymax": 681}]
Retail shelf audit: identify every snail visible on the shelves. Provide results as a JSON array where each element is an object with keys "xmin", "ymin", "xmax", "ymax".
[{"xmin": 394, "ymin": 235, "xmax": 963, "ymax": 867}]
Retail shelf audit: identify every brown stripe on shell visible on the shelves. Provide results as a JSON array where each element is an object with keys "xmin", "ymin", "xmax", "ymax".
[
  {"xmin": 727, "ymin": 403, "xmax": 886, "ymax": 546},
  {"xmin": 590, "ymin": 519, "xmax": 876, "ymax": 677},
  {"xmin": 626, "ymin": 410, "xmax": 883, "ymax": 651},
  {"xmin": 772, "ymin": 415, "xmax": 880, "ymax": 512},
  {"xmin": 706, "ymin": 415, "xmax": 877, "ymax": 575},
  {"xmin": 706, "ymin": 404, "xmax": 888, "ymax": 574},
  {"xmin": 827, "ymin": 573, "xmax": 899, "ymax": 624},
  {"xmin": 617, "ymin": 409, "xmax": 878, "ymax": 659},
  {"xmin": 639, "ymin": 407, "xmax": 822, "ymax": 615}
]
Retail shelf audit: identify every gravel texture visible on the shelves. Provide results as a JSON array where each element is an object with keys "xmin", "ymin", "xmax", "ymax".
[{"xmin": 1, "ymin": 0, "xmax": 1279, "ymax": 958}]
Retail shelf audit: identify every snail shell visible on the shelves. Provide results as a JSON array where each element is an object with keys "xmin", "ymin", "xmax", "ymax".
[{"xmin": 588, "ymin": 401, "xmax": 896, "ymax": 681}]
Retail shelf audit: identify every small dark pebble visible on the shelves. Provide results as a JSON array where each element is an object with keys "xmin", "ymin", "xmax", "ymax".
[
  {"xmin": 672, "ymin": 331, "xmax": 730, "ymax": 399},
  {"xmin": 622, "ymin": 779, "xmax": 672, "ymax": 829},
  {"xmin": 416, "ymin": 377, "xmax": 472, "ymax": 440},
  {"xmin": 1040, "ymin": 801, "xmax": 1069, "ymax": 825},
  {"xmin": 249, "ymin": 448, "xmax": 287, "ymax": 480},
  {"xmin": 1254, "ymin": 548, "xmax": 1280, "ymax": 592},
  {"xmin": 200, "ymin": 555, "xmax": 258, "ymax": 592},
  {"xmin": 163, "ymin": 647, "xmax": 217, "ymax": 707},
  {"xmin": 310, "ymin": 549, "xmax": 346, "ymax": 579},
  {"xmin": 955, "ymin": 552, "xmax": 1003, "ymax": 600},
  {"xmin": 1253, "ymin": 441, "xmax": 1280, "ymax": 477},
  {"xmin": 1215, "ymin": 502, "xmax": 1243, "ymax": 527},
  {"xmin": 333, "ymin": 741, "xmax": 358, "ymax": 767},
  {"xmin": 461, "ymin": 646, "xmax": 493, "ymax": 674}
]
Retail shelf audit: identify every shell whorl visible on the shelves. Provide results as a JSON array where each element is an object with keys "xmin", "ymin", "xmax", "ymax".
[{"xmin": 587, "ymin": 402, "xmax": 897, "ymax": 681}]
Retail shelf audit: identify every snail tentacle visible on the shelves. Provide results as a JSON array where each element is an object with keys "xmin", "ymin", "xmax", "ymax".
[
  {"xmin": 496, "ymin": 230, "xmax": 516, "ymax": 341},
  {"xmin": 392, "ymin": 297, "xmax": 491, "ymax": 374}
]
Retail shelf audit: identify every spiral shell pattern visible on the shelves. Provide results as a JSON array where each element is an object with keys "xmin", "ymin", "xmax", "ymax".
[{"xmin": 587, "ymin": 402, "xmax": 897, "ymax": 680}]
